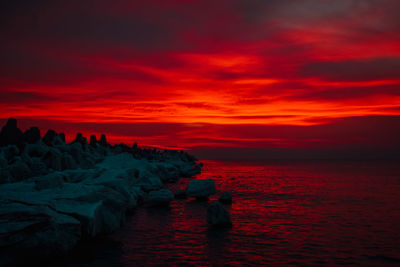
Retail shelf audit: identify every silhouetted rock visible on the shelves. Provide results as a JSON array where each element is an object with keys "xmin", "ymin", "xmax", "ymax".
[
  {"xmin": 0, "ymin": 118, "xmax": 23, "ymax": 147},
  {"xmin": 219, "ymin": 191, "xmax": 232, "ymax": 204},
  {"xmin": 186, "ymin": 179, "xmax": 216, "ymax": 200},
  {"xmin": 147, "ymin": 189, "xmax": 174, "ymax": 206},
  {"xmin": 74, "ymin": 133, "xmax": 87, "ymax": 148},
  {"xmin": 42, "ymin": 129, "xmax": 57, "ymax": 146},
  {"xmin": 174, "ymin": 189, "xmax": 187, "ymax": 199},
  {"xmin": 99, "ymin": 134, "xmax": 108, "ymax": 147},
  {"xmin": 23, "ymin": 127, "xmax": 41, "ymax": 144},
  {"xmin": 90, "ymin": 134, "xmax": 97, "ymax": 147},
  {"xmin": 59, "ymin": 132, "xmax": 66, "ymax": 143},
  {"xmin": 207, "ymin": 201, "xmax": 232, "ymax": 227}
]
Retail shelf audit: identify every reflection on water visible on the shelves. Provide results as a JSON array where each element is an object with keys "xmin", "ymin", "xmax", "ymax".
[{"xmin": 62, "ymin": 160, "xmax": 400, "ymax": 266}]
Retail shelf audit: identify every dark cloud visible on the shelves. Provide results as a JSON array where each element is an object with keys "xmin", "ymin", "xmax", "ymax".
[
  {"xmin": 301, "ymin": 57, "xmax": 400, "ymax": 82},
  {"xmin": 0, "ymin": 91, "xmax": 55, "ymax": 103}
]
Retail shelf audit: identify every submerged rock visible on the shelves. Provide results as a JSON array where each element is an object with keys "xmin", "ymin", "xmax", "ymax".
[
  {"xmin": 186, "ymin": 179, "xmax": 216, "ymax": 200},
  {"xmin": 147, "ymin": 189, "xmax": 174, "ymax": 206},
  {"xmin": 219, "ymin": 191, "xmax": 232, "ymax": 204},
  {"xmin": 207, "ymin": 201, "xmax": 232, "ymax": 227}
]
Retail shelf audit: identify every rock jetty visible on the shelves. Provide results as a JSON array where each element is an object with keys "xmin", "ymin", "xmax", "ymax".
[{"xmin": 0, "ymin": 118, "xmax": 202, "ymax": 265}]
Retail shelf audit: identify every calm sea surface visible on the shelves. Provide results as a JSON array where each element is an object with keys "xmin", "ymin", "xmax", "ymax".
[{"xmin": 62, "ymin": 160, "xmax": 400, "ymax": 266}]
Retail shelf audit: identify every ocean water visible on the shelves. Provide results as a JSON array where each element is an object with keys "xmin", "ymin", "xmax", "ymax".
[{"xmin": 62, "ymin": 160, "xmax": 400, "ymax": 266}]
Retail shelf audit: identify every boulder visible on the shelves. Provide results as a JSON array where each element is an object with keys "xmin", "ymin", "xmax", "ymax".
[
  {"xmin": 146, "ymin": 189, "xmax": 174, "ymax": 206},
  {"xmin": 186, "ymin": 179, "xmax": 216, "ymax": 200},
  {"xmin": 74, "ymin": 133, "xmax": 87, "ymax": 148},
  {"xmin": 99, "ymin": 134, "xmax": 108, "ymax": 147},
  {"xmin": 3, "ymin": 145, "xmax": 19, "ymax": 161},
  {"xmin": 42, "ymin": 148, "xmax": 63, "ymax": 171},
  {"xmin": 24, "ymin": 143, "xmax": 49, "ymax": 158},
  {"xmin": 219, "ymin": 191, "xmax": 232, "ymax": 204},
  {"xmin": 23, "ymin": 127, "xmax": 41, "ymax": 144},
  {"xmin": 207, "ymin": 201, "xmax": 232, "ymax": 227},
  {"xmin": 0, "ymin": 118, "xmax": 23, "ymax": 147},
  {"xmin": 69, "ymin": 142, "xmax": 84, "ymax": 163},
  {"xmin": 90, "ymin": 134, "xmax": 97, "ymax": 147},
  {"xmin": 61, "ymin": 152, "xmax": 77, "ymax": 170},
  {"xmin": 9, "ymin": 159, "xmax": 32, "ymax": 181},
  {"xmin": 42, "ymin": 129, "xmax": 58, "ymax": 146},
  {"xmin": 174, "ymin": 189, "xmax": 187, "ymax": 199},
  {"xmin": 179, "ymin": 162, "xmax": 202, "ymax": 177},
  {"xmin": 0, "ymin": 201, "xmax": 81, "ymax": 266},
  {"xmin": 137, "ymin": 175, "xmax": 163, "ymax": 192},
  {"xmin": 30, "ymin": 158, "xmax": 48, "ymax": 176}
]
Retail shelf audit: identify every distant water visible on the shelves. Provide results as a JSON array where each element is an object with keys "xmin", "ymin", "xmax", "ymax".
[{"xmin": 62, "ymin": 160, "xmax": 400, "ymax": 266}]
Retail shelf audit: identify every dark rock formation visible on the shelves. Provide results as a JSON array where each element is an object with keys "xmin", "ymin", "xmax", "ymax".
[
  {"xmin": 23, "ymin": 127, "xmax": 41, "ymax": 144},
  {"xmin": 186, "ymin": 179, "xmax": 216, "ymax": 200},
  {"xmin": 0, "ymin": 118, "xmax": 23, "ymax": 147},
  {"xmin": 43, "ymin": 130, "xmax": 58, "ymax": 146},
  {"xmin": 99, "ymin": 134, "xmax": 108, "ymax": 147},
  {"xmin": 207, "ymin": 201, "xmax": 232, "ymax": 227},
  {"xmin": 74, "ymin": 133, "xmax": 87, "ymax": 148},
  {"xmin": 90, "ymin": 134, "xmax": 97, "ymax": 147},
  {"xmin": 146, "ymin": 189, "xmax": 174, "ymax": 206}
]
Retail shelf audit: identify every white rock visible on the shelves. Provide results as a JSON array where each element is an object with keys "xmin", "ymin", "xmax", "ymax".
[
  {"xmin": 207, "ymin": 201, "xmax": 232, "ymax": 227},
  {"xmin": 147, "ymin": 189, "xmax": 174, "ymax": 206},
  {"xmin": 186, "ymin": 179, "xmax": 216, "ymax": 199}
]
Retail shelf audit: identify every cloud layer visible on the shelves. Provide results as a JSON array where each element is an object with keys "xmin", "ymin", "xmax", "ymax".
[{"xmin": 1, "ymin": 0, "xmax": 399, "ymax": 158}]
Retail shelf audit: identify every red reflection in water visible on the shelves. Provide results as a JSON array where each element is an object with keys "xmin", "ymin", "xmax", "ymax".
[{"xmin": 103, "ymin": 160, "xmax": 400, "ymax": 266}]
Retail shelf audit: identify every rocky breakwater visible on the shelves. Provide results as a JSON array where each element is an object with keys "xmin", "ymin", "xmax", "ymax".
[{"xmin": 0, "ymin": 118, "xmax": 202, "ymax": 266}]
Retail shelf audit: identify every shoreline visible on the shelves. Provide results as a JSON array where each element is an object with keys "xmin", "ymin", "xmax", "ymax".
[{"xmin": 0, "ymin": 118, "xmax": 202, "ymax": 266}]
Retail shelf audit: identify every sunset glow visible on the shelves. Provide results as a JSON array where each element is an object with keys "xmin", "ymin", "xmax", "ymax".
[{"xmin": 1, "ymin": 0, "xmax": 399, "ymax": 157}]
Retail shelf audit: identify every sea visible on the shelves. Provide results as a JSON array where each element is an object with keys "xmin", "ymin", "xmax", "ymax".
[{"xmin": 61, "ymin": 160, "xmax": 400, "ymax": 266}]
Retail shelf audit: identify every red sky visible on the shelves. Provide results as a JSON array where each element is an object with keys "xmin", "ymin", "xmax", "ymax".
[{"xmin": 1, "ymin": 0, "xmax": 400, "ymax": 159}]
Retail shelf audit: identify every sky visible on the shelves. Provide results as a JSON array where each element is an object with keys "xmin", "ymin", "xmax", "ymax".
[{"xmin": 1, "ymin": 0, "xmax": 400, "ymax": 159}]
